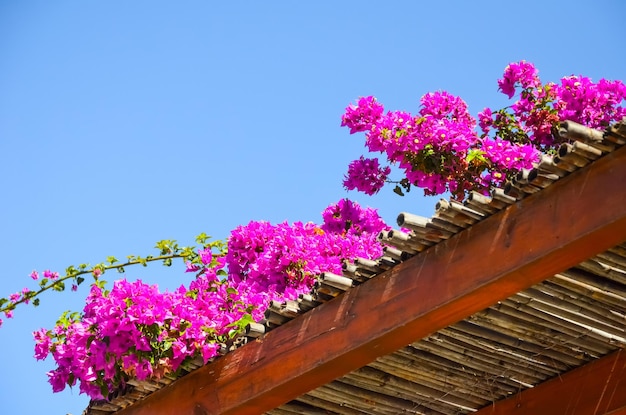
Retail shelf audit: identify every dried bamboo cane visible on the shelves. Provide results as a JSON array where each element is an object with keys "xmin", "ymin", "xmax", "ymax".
[
  {"xmin": 606, "ymin": 118, "xmax": 626, "ymax": 144},
  {"xmin": 527, "ymin": 283, "xmax": 626, "ymax": 328},
  {"xmin": 367, "ymin": 360, "xmax": 484, "ymax": 405},
  {"xmin": 339, "ymin": 374, "xmax": 464, "ymax": 415},
  {"xmin": 528, "ymin": 169, "xmax": 560, "ymax": 189},
  {"xmin": 307, "ymin": 384, "xmax": 401, "ymax": 415},
  {"xmin": 545, "ymin": 278, "xmax": 626, "ymax": 316},
  {"xmin": 264, "ymin": 308, "xmax": 292, "ymax": 326},
  {"xmin": 417, "ymin": 332, "xmax": 548, "ymax": 384},
  {"xmin": 274, "ymin": 401, "xmax": 338, "ymax": 415},
  {"xmin": 383, "ymin": 229, "xmax": 430, "ymax": 252},
  {"xmin": 466, "ymin": 191, "xmax": 500, "ymax": 215},
  {"xmin": 353, "ymin": 257, "xmax": 383, "ymax": 274},
  {"xmin": 342, "ymin": 261, "xmax": 376, "ymax": 281},
  {"xmin": 518, "ymin": 286, "xmax": 623, "ymax": 329},
  {"xmin": 553, "ymin": 154, "xmax": 582, "ymax": 170},
  {"xmin": 557, "ymin": 120, "xmax": 604, "ymax": 143},
  {"xmin": 397, "ymin": 212, "xmax": 455, "ymax": 241},
  {"xmin": 437, "ymin": 326, "xmax": 565, "ymax": 376},
  {"xmin": 511, "ymin": 291, "xmax": 626, "ymax": 343},
  {"xmin": 374, "ymin": 351, "xmax": 516, "ymax": 398},
  {"xmin": 319, "ymin": 272, "xmax": 354, "ymax": 291},
  {"xmin": 298, "ymin": 293, "xmax": 321, "ymax": 311},
  {"xmin": 452, "ymin": 319, "xmax": 584, "ymax": 367},
  {"xmin": 353, "ymin": 363, "xmax": 488, "ymax": 409},
  {"xmin": 395, "ymin": 345, "xmax": 526, "ymax": 392},
  {"xmin": 491, "ymin": 188, "xmax": 517, "ymax": 205},
  {"xmin": 562, "ymin": 267, "xmax": 626, "ymax": 298},
  {"xmin": 294, "ymin": 394, "xmax": 365, "ymax": 415},
  {"xmin": 378, "ymin": 255, "xmax": 400, "ymax": 269},
  {"xmin": 576, "ymin": 260, "xmax": 626, "ymax": 286},
  {"xmin": 378, "ymin": 230, "xmax": 411, "ymax": 254},
  {"xmin": 327, "ymin": 379, "xmax": 449, "ymax": 415},
  {"xmin": 558, "ymin": 143, "xmax": 595, "ymax": 166},
  {"xmin": 358, "ymin": 365, "xmax": 485, "ymax": 408},
  {"xmin": 536, "ymin": 154, "xmax": 569, "ymax": 177},
  {"xmin": 493, "ymin": 299, "xmax": 614, "ymax": 355},
  {"xmin": 596, "ymin": 249, "xmax": 626, "ymax": 269},
  {"xmin": 430, "ymin": 216, "xmax": 465, "ymax": 233},
  {"xmin": 245, "ymin": 322, "xmax": 266, "ymax": 338}
]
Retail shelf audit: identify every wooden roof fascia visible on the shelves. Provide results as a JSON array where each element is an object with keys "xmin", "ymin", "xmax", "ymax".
[
  {"xmin": 115, "ymin": 145, "xmax": 626, "ymax": 415},
  {"xmin": 472, "ymin": 349, "xmax": 626, "ymax": 415}
]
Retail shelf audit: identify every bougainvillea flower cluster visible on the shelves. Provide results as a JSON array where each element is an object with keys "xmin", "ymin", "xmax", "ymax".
[
  {"xmin": 342, "ymin": 61, "xmax": 626, "ymax": 199},
  {"xmin": 343, "ymin": 156, "xmax": 391, "ymax": 195},
  {"xmin": 33, "ymin": 199, "xmax": 388, "ymax": 399}
]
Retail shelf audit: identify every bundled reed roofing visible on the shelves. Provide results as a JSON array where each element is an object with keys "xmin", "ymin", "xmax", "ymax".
[{"xmin": 85, "ymin": 119, "xmax": 626, "ymax": 415}]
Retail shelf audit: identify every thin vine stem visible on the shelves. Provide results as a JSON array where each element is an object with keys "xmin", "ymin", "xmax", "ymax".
[{"xmin": 0, "ymin": 235, "xmax": 226, "ymax": 316}]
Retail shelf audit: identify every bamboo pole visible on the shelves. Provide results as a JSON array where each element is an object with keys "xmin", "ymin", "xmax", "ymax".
[
  {"xmin": 373, "ymin": 350, "xmax": 517, "ymax": 398},
  {"xmin": 493, "ymin": 299, "xmax": 614, "ymax": 355},
  {"xmin": 294, "ymin": 394, "xmax": 365, "ymax": 415},
  {"xmin": 557, "ymin": 120, "xmax": 604, "ymax": 143},
  {"xmin": 319, "ymin": 272, "xmax": 353, "ymax": 291},
  {"xmin": 554, "ymin": 271, "xmax": 626, "ymax": 310}
]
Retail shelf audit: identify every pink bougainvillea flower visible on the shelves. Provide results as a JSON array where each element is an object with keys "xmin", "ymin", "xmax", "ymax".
[
  {"xmin": 198, "ymin": 248, "xmax": 213, "ymax": 265},
  {"xmin": 498, "ymin": 60, "xmax": 540, "ymax": 98},
  {"xmin": 43, "ymin": 270, "xmax": 59, "ymax": 280},
  {"xmin": 343, "ymin": 156, "xmax": 391, "ymax": 195},
  {"xmin": 478, "ymin": 108, "xmax": 493, "ymax": 135},
  {"xmin": 341, "ymin": 96, "xmax": 384, "ymax": 134}
]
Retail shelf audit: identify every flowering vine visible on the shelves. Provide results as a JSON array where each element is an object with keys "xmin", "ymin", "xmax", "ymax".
[
  {"xmin": 341, "ymin": 61, "xmax": 626, "ymax": 200},
  {"xmin": 9, "ymin": 199, "xmax": 387, "ymax": 400}
]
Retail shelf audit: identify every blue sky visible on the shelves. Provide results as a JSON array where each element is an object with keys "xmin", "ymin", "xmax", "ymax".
[{"xmin": 0, "ymin": 1, "xmax": 624, "ymax": 414}]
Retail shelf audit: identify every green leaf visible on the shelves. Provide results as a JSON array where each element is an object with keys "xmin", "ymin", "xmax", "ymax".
[
  {"xmin": 33, "ymin": 298, "xmax": 40, "ymax": 307},
  {"xmin": 106, "ymin": 256, "xmax": 118, "ymax": 265},
  {"xmin": 155, "ymin": 240, "xmax": 175, "ymax": 255},
  {"xmin": 466, "ymin": 149, "xmax": 487, "ymax": 165},
  {"xmin": 181, "ymin": 247, "xmax": 195, "ymax": 258},
  {"xmin": 65, "ymin": 265, "xmax": 78, "ymax": 277},
  {"xmin": 76, "ymin": 276, "xmax": 85, "ymax": 286},
  {"xmin": 52, "ymin": 281, "xmax": 65, "ymax": 292},
  {"xmin": 99, "ymin": 383, "xmax": 109, "ymax": 399},
  {"xmin": 195, "ymin": 232, "xmax": 209, "ymax": 244},
  {"xmin": 393, "ymin": 185, "xmax": 405, "ymax": 196},
  {"xmin": 86, "ymin": 335, "xmax": 96, "ymax": 348}
]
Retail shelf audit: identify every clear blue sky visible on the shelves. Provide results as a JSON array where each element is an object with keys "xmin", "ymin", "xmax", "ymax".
[{"xmin": 0, "ymin": 1, "xmax": 624, "ymax": 414}]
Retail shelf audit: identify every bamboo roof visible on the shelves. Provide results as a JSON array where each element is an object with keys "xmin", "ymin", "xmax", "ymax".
[{"xmin": 85, "ymin": 119, "xmax": 626, "ymax": 415}]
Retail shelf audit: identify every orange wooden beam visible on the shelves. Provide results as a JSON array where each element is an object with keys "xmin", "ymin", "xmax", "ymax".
[
  {"xmin": 116, "ymin": 146, "xmax": 626, "ymax": 415},
  {"xmin": 473, "ymin": 349, "xmax": 626, "ymax": 415}
]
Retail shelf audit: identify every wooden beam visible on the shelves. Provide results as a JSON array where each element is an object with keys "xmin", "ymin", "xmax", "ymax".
[
  {"xmin": 473, "ymin": 350, "xmax": 626, "ymax": 415},
  {"xmin": 116, "ymin": 146, "xmax": 626, "ymax": 415}
]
